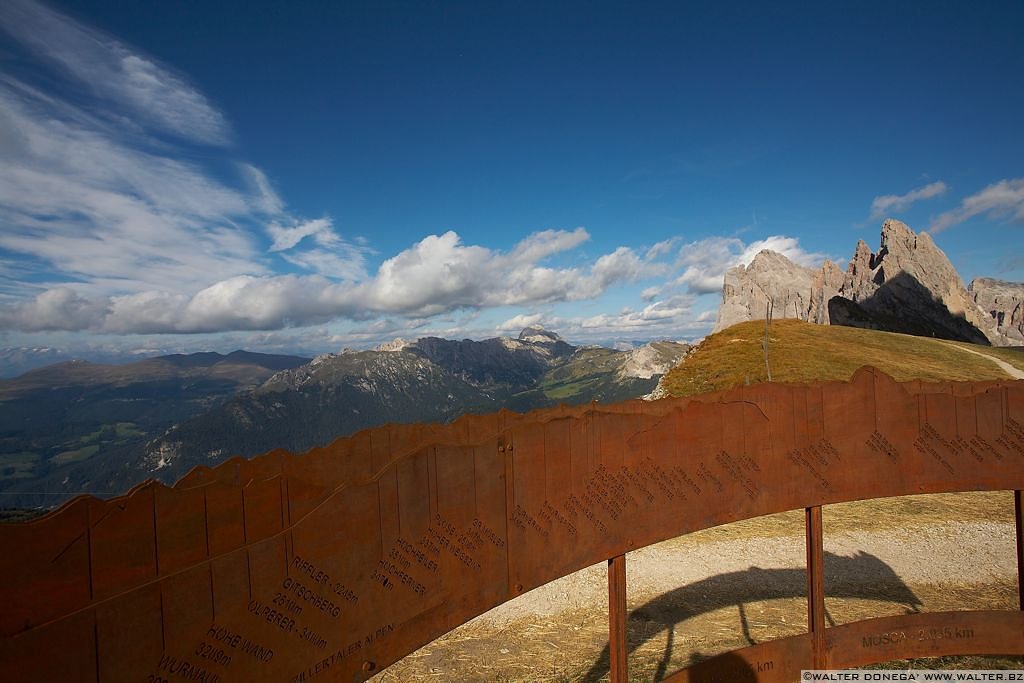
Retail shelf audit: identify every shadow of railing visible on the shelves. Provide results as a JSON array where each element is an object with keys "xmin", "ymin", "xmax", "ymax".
[{"xmin": 580, "ymin": 551, "xmax": 921, "ymax": 682}]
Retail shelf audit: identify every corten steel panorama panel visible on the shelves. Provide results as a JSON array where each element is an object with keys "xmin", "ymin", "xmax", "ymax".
[{"xmin": 0, "ymin": 367, "xmax": 1022, "ymax": 682}]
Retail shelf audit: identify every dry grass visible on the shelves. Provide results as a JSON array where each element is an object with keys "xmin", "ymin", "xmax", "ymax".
[{"xmin": 660, "ymin": 319, "xmax": 1015, "ymax": 398}]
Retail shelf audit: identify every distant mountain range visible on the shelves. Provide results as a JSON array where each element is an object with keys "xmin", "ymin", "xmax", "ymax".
[
  {"xmin": 0, "ymin": 327, "xmax": 687, "ymax": 508},
  {"xmin": 0, "ymin": 350, "xmax": 308, "ymax": 509}
]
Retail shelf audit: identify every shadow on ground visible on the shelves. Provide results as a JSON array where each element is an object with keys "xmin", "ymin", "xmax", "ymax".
[{"xmin": 580, "ymin": 550, "xmax": 921, "ymax": 682}]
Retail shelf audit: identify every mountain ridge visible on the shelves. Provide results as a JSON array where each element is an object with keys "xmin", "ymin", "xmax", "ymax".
[
  {"xmin": 141, "ymin": 328, "xmax": 689, "ymax": 485},
  {"xmin": 0, "ymin": 329, "xmax": 688, "ymax": 508},
  {"xmin": 714, "ymin": 219, "xmax": 1023, "ymax": 346}
]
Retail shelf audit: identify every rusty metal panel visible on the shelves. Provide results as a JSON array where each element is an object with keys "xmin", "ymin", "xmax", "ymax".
[
  {"xmin": 662, "ymin": 633, "xmax": 813, "ymax": 683},
  {"xmin": 824, "ymin": 610, "xmax": 1024, "ymax": 668},
  {"xmin": 0, "ymin": 497, "xmax": 91, "ymax": 634},
  {"xmin": 0, "ymin": 609, "xmax": 98, "ymax": 682},
  {"xmin": 89, "ymin": 485, "xmax": 157, "ymax": 601},
  {"xmin": 607, "ymin": 554, "xmax": 627, "ymax": 683},
  {"xmin": 805, "ymin": 506, "xmax": 826, "ymax": 668},
  {"xmin": 155, "ymin": 484, "xmax": 209, "ymax": 576},
  {"xmin": 0, "ymin": 370, "xmax": 1022, "ymax": 682}
]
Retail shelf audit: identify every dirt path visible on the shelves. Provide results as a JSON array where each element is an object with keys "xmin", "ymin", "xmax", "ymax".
[
  {"xmin": 952, "ymin": 345, "xmax": 1024, "ymax": 379},
  {"xmin": 374, "ymin": 496, "xmax": 1021, "ymax": 681}
]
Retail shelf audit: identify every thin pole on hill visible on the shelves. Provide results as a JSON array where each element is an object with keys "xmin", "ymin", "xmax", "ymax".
[{"xmin": 763, "ymin": 298, "xmax": 773, "ymax": 382}]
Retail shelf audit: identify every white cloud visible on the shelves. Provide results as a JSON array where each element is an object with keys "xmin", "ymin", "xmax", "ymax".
[
  {"xmin": 101, "ymin": 276, "xmax": 339, "ymax": 333},
  {"xmin": 255, "ymin": 176, "xmax": 371, "ymax": 279},
  {"xmin": 0, "ymin": 1, "xmax": 374, "ymax": 329},
  {"xmin": 645, "ymin": 238, "xmax": 677, "ymax": 260},
  {"xmin": 671, "ymin": 234, "xmax": 826, "ymax": 295},
  {"xmin": 268, "ymin": 217, "xmax": 335, "ymax": 251},
  {"xmin": 869, "ymin": 181, "xmax": 948, "ymax": 220},
  {"xmin": 0, "ymin": 0, "xmax": 230, "ymax": 145},
  {"xmin": 279, "ymin": 248, "xmax": 369, "ymax": 282},
  {"xmin": 0, "ymin": 84, "xmax": 264, "ymax": 294},
  {"xmin": 738, "ymin": 235, "xmax": 826, "ymax": 268},
  {"xmin": 930, "ymin": 178, "xmax": 1024, "ymax": 234},
  {"xmin": 640, "ymin": 286, "xmax": 661, "ymax": 301},
  {"xmin": 1, "ymin": 229, "xmax": 652, "ymax": 334},
  {"xmin": 0, "ymin": 287, "xmax": 109, "ymax": 331},
  {"xmin": 241, "ymin": 164, "xmax": 285, "ymax": 215},
  {"xmin": 695, "ymin": 310, "xmax": 717, "ymax": 323},
  {"xmin": 496, "ymin": 313, "xmax": 547, "ymax": 331},
  {"xmin": 356, "ymin": 230, "xmax": 648, "ymax": 316},
  {"xmin": 508, "ymin": 227, "xmax": 589, "ymax": 261},
  {"xmin": 574, "ymin": 295, "xmax": 698, "ymax": 336}
]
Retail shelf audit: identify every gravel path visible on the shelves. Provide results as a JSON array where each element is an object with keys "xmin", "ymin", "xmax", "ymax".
[
  {"xmin": 952, "ymin": 345, "xmax": 1024, "ymax": 379},
  {"xmin": 470, "ymin": 520, "xmax": 1019, "ymax": 625}
]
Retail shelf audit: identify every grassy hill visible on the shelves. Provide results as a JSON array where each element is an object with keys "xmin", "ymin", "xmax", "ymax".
[{"xmin": 660, "ymin": 318, "xmax": 1024, "ymax": 398}]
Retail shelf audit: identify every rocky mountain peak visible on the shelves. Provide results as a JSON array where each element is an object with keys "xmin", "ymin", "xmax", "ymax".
[
  {"xmin": 714, "ymin": 219, "xmax": 1021, "ymax": 346},
  {"xmin": 880, "ymin": 217, "xmax": 917, "ymax": 251},
  {"xmin": 518, "ymin": 325, "xmax": 564, "ymax": 344},
  {"xmin": 376, "ymin": 338, "xmax": 411, "ymax": 352},
  {"xmin": 715, "ymin": 250, "xmax": 832, "ymax": 332},
  {"xmin": 847, "ymin": 239, "xmax": 875, "ymax": 281},
  {"xmin": 873, "ymin": 218, "xmax": 954, "ymax": 286},
  {"xmin": 969, "ymin": 277, "xmax": 1024, "ymax": 344},
  {"xmin": 750, "ymin": 249, "xmax": 795, "ymax": 269},
  {"xmin": 615, "ymin": 341, "xmax": 691, "ymax": 380}
]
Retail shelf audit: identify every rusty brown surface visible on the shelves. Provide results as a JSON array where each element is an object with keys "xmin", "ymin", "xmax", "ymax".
[
  {"xmin": 607, "ymin": 555, "xmax": 628, "ymax": 683},
  {"xmin": 805, "ymin": 505, "xmax": 826, "ymax": 669},
  {"xmin": 1, "ymin": 368, "xmax": 1022, "ymax": 682},
  {"xmin": 661, "ymin": 633, "xmax": 813, "ymax": 683},
  {"xmin": 662, "ymin": 611, "xmax": 1024, "ymax": 683},
  {"xmin": 824, "ymin": 610, "xmax": 1024, "ymax": 668}
]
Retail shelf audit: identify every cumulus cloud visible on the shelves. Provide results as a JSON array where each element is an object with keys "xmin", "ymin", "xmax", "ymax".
[
  {"xmin": 738, "ymin": 235, "xmax": 828, "ymax": 268},
  {"xmin": 1, "ymin": 229, "xmax": 652, "ymax": 333},
  {"xmin": 496, "ymin": 313, "xmax": 551, "ymax": 332},
  {"xmin": 0, "ymin": 0, "xmax": 230, "ymax": 145},
  {"xmin": 869, "ymin": 181, "xmax": 948, "ymax": 220},
  {"xmin": 930, "ymin": 178, "xmax": 1024, "ymax": 234},
  {"xmin": 0, "ymin": 287, "xmax": 109, "ymax": 331},
  {"xmin": 108, "ymin": 275, "xmax": 346, "ymax": 333},
  {"xmin": 357, "ymin": 230, "xmax": 647, "ymax": 316},
  {"xmin": 576, "ymin": 295, "xmax": 697, "ymax": 334},
  {"xmin": 673, "ymin": 234, "xmax": 827, "ymax": 295}
]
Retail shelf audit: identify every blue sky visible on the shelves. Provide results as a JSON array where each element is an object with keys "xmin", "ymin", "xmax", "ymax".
[{"xmin": 0, "ymin": 0, "xmax": 1022, "ymax": 368}]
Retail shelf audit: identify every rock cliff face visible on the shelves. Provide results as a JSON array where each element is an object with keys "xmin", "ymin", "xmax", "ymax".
[
  {"xmin": 969, "ymin": 278, "xmax": 1024, "ymax": 344},
  {"xmin": 716, "ymin": 251, "xmax": 843, "ymax": 331},
  {"xmin": 714, "ymin": 219, "xmax": 1021, "ymax": 346}
]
